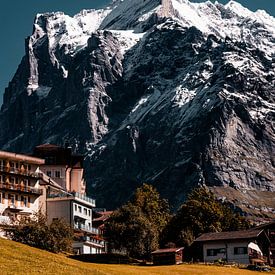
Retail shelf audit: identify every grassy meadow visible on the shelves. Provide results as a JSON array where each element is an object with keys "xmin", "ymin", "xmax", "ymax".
[{"xmin": 0, "ymin": 238, "xmax": 274, "ymax": 275}]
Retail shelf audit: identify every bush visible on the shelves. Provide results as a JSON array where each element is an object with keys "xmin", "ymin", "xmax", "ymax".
[{"xmin": 4, "ymin": 211, "xmax": 73, "ymax": 253}]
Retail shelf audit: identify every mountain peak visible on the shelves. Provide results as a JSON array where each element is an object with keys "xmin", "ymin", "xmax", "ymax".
[{"xmin": 0, "ymin": 0, "xmax": 274, "ymax": 217}]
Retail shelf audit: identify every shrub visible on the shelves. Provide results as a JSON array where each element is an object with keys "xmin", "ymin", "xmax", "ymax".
[{"xmin": 4, "ymin": 211, "xmax": 73, "ymax": 253}]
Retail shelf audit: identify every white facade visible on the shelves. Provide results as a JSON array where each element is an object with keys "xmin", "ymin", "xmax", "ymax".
[
  {"xmin": 47, "ymin": 193, "xmax": 105, "ymax": 254},
  {"xmin": 73, "ymin": 237, "xmax": 105, "ymax": 255},
  {"xmin": 47, "ymin": 193, "xmax": 95, "ymax": 231},
  {"xmin": 203, "ymin": 241, "xmax": 261, "ymax": 264}
]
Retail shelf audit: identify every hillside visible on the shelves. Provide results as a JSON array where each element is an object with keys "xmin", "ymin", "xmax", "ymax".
[
  {"xmin": 0, "ymin": 238, "xmax": 273, "ymax": 275},
  {"xmin": 0, "ymin": 0, "xmax": 274, "ymax": 215}
]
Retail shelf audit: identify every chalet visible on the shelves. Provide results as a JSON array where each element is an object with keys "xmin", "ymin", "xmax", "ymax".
[
  {"xmin": 151, "ymin": 247, "xmax": 184, "ymax": 265},
  {"xmin": 193, "ymin": 229, "xmax": 271, "ymax": 265}
]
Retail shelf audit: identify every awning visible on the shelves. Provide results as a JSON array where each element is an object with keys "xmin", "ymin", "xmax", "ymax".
[{"xmin": 248, "ymin": 242, "xmax": 263, "ymax": 255}]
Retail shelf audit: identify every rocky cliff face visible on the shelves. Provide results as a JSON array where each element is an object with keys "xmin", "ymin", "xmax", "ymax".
[{"xmin": 0, "ymin": 0, "xmax": 274, "ymax": 218}]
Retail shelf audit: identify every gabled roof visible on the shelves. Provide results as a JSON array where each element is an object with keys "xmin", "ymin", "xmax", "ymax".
[
  {"xmin": 151, "ymin": 247, "xmax": 184, "ymax": 254},
  {"xmin": 194, "ymin": 229, "xmax": 264, "ymax": 242}
]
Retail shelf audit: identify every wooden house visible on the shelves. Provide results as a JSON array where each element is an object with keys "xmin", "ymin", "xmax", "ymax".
[{"xmin": 151, "ymin": 247, "xmax": 184, "ymax": 265}]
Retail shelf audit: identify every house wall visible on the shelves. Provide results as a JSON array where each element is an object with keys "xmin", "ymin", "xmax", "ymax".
[
  {"xmin": 0, "ymin": 154, "xmax": 44, "ymax": 224},
  {"xmin": 47, "ymin": 198, "xmax": 93, "ymax": 229},
  {"xmin": 40, "ymin": 165, "xmax": 67, "ymax": 190},
  {"xmin": 0, "ymin": 192, "xmax": 40, "ymax": 219},
  {"xmin": 40, "ymin": 165, "xmax": 85, "ymax": 194},
  {"xmin": 47, "ymin": 200, "xmax": 71, "ymax": 224},
  {"xmin": 72, "ymin": 242, "xmax": 104, "ymax": 254},
  {"xmin": 203, "ymin": 241, "xmax": 250, "ymax": 264},
  {"xmin": 70, "ymin": 168, "xmax": 85, "ymax": 194},
  {"xmin": 72, "ymin": 201, "xmax": 93, "ymax": 229}
]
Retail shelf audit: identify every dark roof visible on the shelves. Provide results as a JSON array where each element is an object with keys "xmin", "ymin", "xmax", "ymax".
[
  {"xmin": 252, "ymin": 220, "xmax": 275, "ymax": 230},
  {"xmin": 194, "ymin": 229, "xmax": 264, "ymax": 242},
  {"xmin": 33, "ymin": 144, "xmax": 84, "ymax": 167},
  {"xmin": 151, "ymin": 248, "xmax": 184, "ymax": 254}
]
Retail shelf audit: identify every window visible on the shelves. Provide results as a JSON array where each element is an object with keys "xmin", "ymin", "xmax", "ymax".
[
  {"xmin": 234, "ymin": 247, "xmax": 248, "ymax": 255},
  {"xmin": 20, "ymin": 196, "xmax": 24, "ymax": 206},
  {"xmin": 23, "ymin": 197, "xmax": 28, "ymax": 207},
  {"xmin": 46, "ymin": 171, "xmax": 51, "ymax": 177},
  {"xmin": 55, "ymin": 171, "xmax": 61, "ymax": 178},
  {"xmin": 75, "ymin": 204, "xmax": 77, "ymax": 211},
  {"xmin": 10, "ymin": 177, "xmax": 15, "ymax": 184},
  {"xmin": 45, "ymin": 156, "xmax": 56, "ymax": 165},
  {"xmin": 27, "ymin": 164, "xmax": 31, "ymax": 171},
  {"xmin": 78, "ymin": 206, "xmax": 82, "ymax": 213},
  {"xmin": 23, "ymin": 179, "xmax": 29, "ymax": 186},
  {"xmin": 207, "ymin": 248, "xmax": 226, "ymax": 256},
  {"xmin": 88, "ymin": 210, "xmax": 91, "ymax": 216},
  {"xmin": 9, "ymin": 194, "xmax": 15, "ymax": 205},
  {"xmin": 15, "ymin": 162, "xmax": 19, "ymax": 169}
]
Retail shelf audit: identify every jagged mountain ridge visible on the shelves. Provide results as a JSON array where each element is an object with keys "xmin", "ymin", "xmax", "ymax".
[{"xmin": 0, "ymin": 0, "xmax": 274, "ymax": 218}]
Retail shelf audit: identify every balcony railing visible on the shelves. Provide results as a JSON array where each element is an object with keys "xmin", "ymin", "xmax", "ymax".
[
  {"xmin": 74, "ymin": 223, "xmax": 99, "ymax": 235},
  {"xmin": 72, "ymin": 192, "xmax": 96, "ymax": 206},
  {"xmin": 0, "ymin": 182, "xmax": 43, "ymax": 195},
  {"xmin": 74, "ymin": 235, "xmax": 105, "ymax": 247},
  {"xmin": 0, "ymin": 166, "xmax": 43, "ymax": 178},
  {"xmin": 0, "ymin": 216, "xmax": 11, "ymax": 225}
]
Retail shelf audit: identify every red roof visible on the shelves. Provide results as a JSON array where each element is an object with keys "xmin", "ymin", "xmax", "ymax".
[
  {"xmin": 93, "ymin": 211, "xmax": 113, "ymax": 222},
  {"xmin": 151, "ymin": 248, "xmax": 184, "ymax": 254}
]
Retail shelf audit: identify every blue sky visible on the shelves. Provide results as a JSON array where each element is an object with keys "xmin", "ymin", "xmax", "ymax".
[{"xmin": 0, "ymin": 0, "xmax": 274, "ymax": 104}]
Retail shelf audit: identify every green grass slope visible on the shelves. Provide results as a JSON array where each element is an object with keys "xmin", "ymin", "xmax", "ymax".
[{"xmin": 0, "ymin": 238, "xmax": 274, "ymax": 275}]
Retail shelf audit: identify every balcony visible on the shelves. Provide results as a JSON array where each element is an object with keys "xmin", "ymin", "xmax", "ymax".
[
  {"xmin": 0, "ymin": 216, "xmax": 12, "ymax": 225},
  {"xmin": 74, "ymin": 223, "xmax": 99, "ymax": 235},
  {"xmin": 81, "ymin": 236, "xmax": 105, "ymax": 247},
  {"xmin": 0, "ymin": 182, "xmax": 43, "ymax": 195},
  {"xmin": 72, "ymin": 192, "xmax": 96, "ymax": 207},
  {"xmin": 0, "ymin": 166, "xmax": 42, "ymax": 178}
]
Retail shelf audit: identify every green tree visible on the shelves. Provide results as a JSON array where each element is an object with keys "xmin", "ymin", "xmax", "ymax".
[
  {"xmin": 105, "ymin": 183, "xmax": 170, "ymax": 259},
  {"xmin": 4, "ymin": 211, "xmax": 73, "ymax": 253},
  {"xmin": 161, "ymin": 187, "xmax": 250, "ymax": 247}
]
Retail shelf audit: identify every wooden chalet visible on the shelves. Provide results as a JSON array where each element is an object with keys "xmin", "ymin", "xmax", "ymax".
[{"xmin": 151, "ymin": 247, "xmax": 184, "ymax": 265}]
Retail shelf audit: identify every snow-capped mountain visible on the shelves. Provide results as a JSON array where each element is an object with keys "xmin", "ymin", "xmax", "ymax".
[{"xmin": 0, "ymin": 0, "xmax": 274, "ymax": 219}]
